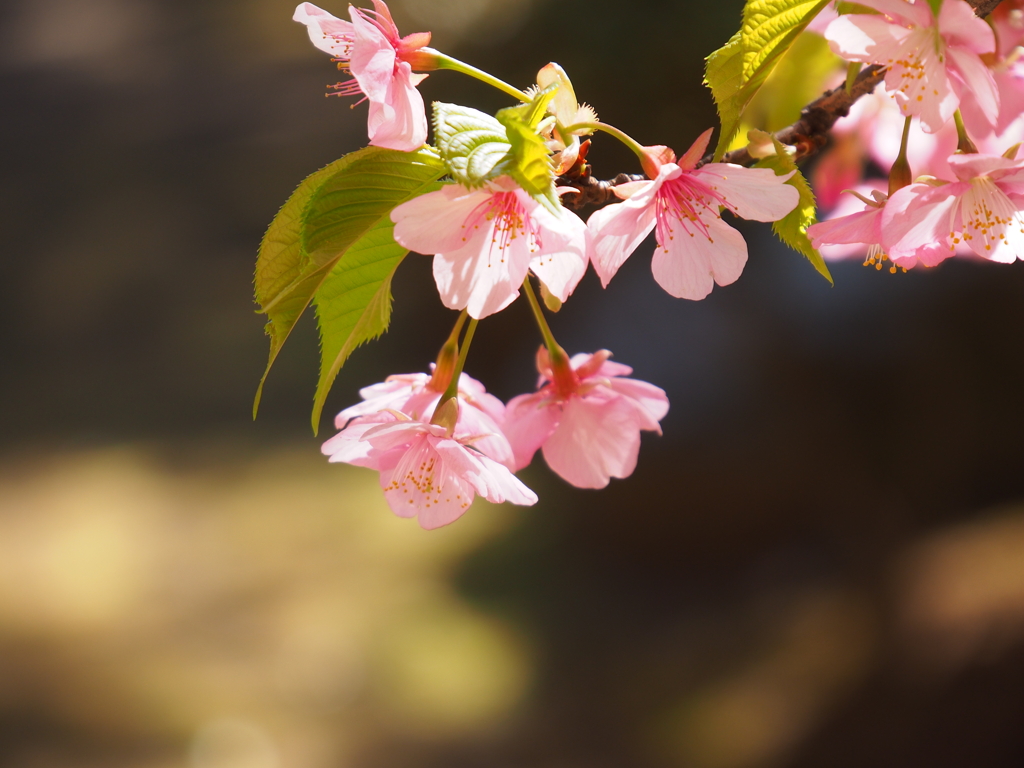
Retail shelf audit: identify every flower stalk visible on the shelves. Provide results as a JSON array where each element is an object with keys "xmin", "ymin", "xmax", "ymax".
[{"xmin": 430, "ymin": 51, "xmax": 529, "ymax": 101}]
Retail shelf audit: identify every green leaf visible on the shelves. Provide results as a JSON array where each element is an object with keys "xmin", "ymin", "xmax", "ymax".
[
  {"xmin": 310, "ymin": 220, "xmax": 411, "ymax": 433},
  {"xmin": 740, "ymin": 31, "xmax": 843, "ymax": 134},
  {"xmin": 252, "ymin": 146, "xmax": 445, "ymax": 427},
  {"xmin": 704, "ymin": 31, "xmax": 745, "ymax": 160},
  {"xmin": 705, "ymin": 0, "xmax": 832, "ymax": 159},
  {"xmin": 495, "ymin": 84, "xmax": 561, "ymax": 215},
  {"xmin": 300, "ymin": 147, "xmax": 446, "ymax": 432},
  {"xmin": 253, "ymin": 155, "xmax": 363, "ymax": 418},
  {"xmin": 433, "ymin": 102, "xmax": 510, "ymax": 187},
  {"xmin": 753, "ymin": 133, "xmax": 833, "ymax": 285},
  {"xmin": 925, "ymin": 0, "xmax": 942, "ymax": 17}
]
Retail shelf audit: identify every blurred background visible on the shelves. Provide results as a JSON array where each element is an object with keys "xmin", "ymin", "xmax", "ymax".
[{"xmin": 2, "ymin": 0, "xmax": 1024, "ymax": 766}]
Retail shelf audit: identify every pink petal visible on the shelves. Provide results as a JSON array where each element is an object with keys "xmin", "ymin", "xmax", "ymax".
[
  {"xmin": 542, "ymin": 394, "xmax": 642, "ymax": 489},
  {"xmin": 940, "ymin": 0, "xmax": 996, "ymax": 54},
  {"xmin": 293, "ymin": 3, "xmax": 355, "ymax": 57},
  {"xmin": 882, "ymin": 28, "xmax": 956, "ymax": 133},
  {"xmin": 955, "ymin": 182, "xmax": 1024, "ymax": 262},
  {"xmin": 321, "ymin": 415, "xmax": 396, "ymax": 467},
  {"xmin": 456, "ymin": 373, "xmax": 506, "ymax": 424},
  {"xmin": 882, "ymin": 182, "xmax": 959, "ymax": 259},
  {"xmin": 348, "ymin": 6, "xmax": 397, "ymax": 102},
  {"xmin": 502, "ymin": 393, "xmax": 560, "ymax": 471},
  {"xmin": 650, "ymin": 214, "xmax": 747, "ymax": 300},
  {"xmin": 576, "ymin": 354, "xmax": 633, "ymax": 379},
  {"xmin": 853, "ymin": 0, "xmax": 932, "ymax": 27},
  {"xmin": 694, "ymin": 165, "xmax": 800, "ymax": 222},
  {"xmin": 431, "ymin": 225, "xmax": 532, "ymax": 319},
  {"xmin": 433, "ymin": 440, "xmax": 538, "ymax": 507},
  {"xmin": 452, "ymin": 404, "xmax": 515, "ymax": 470},
  {"xmin": 391, "ymin": 185, "xmax": 493, "ymax": 254},
  {"xmin": 604, "ymin": 378, "xmax": 669, "ymax": 431},
  {"xmin": 825, "ymin": 15, "xmax": 910, "ymax": 62},
  {"xmin": 947, "ymin": 47, "xmax": 999, "ymax": 129},
  {"xmin": 379, "ymin": 435, "xmax": 473, "ymax": 525},
  {"xmin": 807, "ymin": 205, "xmax": 883, "ymax": 248},
  {"xmin": 947, "ymin": 152, "xmax": 1024, "ymax": 182},
  {"xmin": 586, "ymin": 191, "xmax": 657, "ymax": 287},
  {"xmin": 529, "ymin": 210, "xmax": 589, "ymax": 302},
  {"xmin": 366, "ymin": 61, "xmax": 428, "ymax": 150}
]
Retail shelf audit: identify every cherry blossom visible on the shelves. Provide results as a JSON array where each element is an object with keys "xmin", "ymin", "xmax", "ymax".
[
  {"xmin": 502, "ymin": 348, "xmax": 669, "ymax": 489},
  {"xmin": 808, "ymin": 183, "xmax": 952, "ymax": 270},
  {"xmin": 885, "ymin": 152, "xmax": 1024, "ymax": 263},
  {"xmin": 293, "ymin": 1, "xmax": 434, "ymax": 151},
  {"xmin": 390, "ymin": 177, "xmax": 589, "ymax": 319},
  {"xmin": 823, "ymin": 0, "xmax": 998, "ymax": 134},
  {"xmin": 336, "ymin": 370, "xmax": 513, "ymax": 469},
  {"xmin": 586, "ymin": 128, "xmax": 800, "ymax": 300},
  {"xmin": 322, "ymin": 404, "xmax": 536, "ymax": 529}
]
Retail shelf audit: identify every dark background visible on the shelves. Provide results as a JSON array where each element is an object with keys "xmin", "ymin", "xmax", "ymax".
[{"xmin": 2, "ymin": 1, "xmax": 1023, "ymax": 766}]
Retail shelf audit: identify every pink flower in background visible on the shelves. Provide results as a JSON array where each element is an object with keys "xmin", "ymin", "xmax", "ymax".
[
  {"xmin": 322, "ymin": 405, "xmax": 536, "ymax": 529},
  {"xmin": 886, "ymin": 153, "xmax": 1024, "ymax": 263},
  {"xmin": 808, "ymin": 184, "xmax": 952, "ymax": 270},
  {"xmin": 390, "ymin": 177, "xmax": 589, "ymax": 319},
  {"xmin": 293, "ymin": 1, "xmax": 433, "ymax": 150},
  {"xmin": 587, "ymin": 128, "xmax": 800, "ymax": 301},
  {"xmin": 824, "ymin": 0, "xmax": 997, "ymax": 133},
  {"xmin": 502, "ymin": 349, "xmax": 669, "ymax": 489}
]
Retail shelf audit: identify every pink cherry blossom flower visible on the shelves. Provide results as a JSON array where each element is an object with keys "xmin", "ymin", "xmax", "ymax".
[
  {"xmin": 808, "ymin": 183, "xmax": 952, "ymax": 270},
  {"xmin": 502, "ymin": 348, "xmax": 669, "ymax": 489},
  {"xmin": 293, "ymin": 1, "xmax": 434, "ymax": 151},
  {"xmin": 390, "ymin": 177, "xmax": 589, "ymax": 319},
  {"xmin": 883, "ymin": 152, "xmax": 1024, "ymax": 263},
  {"xmin": 813, "ymin": 181, "xmax": 889, "ymax": 260},
  {"xmin": 586, "ymin": 128, "xmax": 800, "ymax": 300},
  {"xmin": 322, "ymin": 403, "xmax": 536, "ymax": 529},
  {"xmin": 336, "ymin": 370, "xmax": 513, "ymax": 469},
  {"xmin": 824, "ymin": 0, "xmax": 998, "ymax": 134}
]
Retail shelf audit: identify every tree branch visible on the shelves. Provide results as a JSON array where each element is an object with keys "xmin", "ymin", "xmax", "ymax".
[{"xmin": 558, "ymin": 0, "xmax": 1003, "ymax": 210}]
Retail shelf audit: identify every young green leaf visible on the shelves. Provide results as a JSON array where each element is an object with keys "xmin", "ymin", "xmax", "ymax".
[
  {"xmin": 753, "ymin": 133, "xmax": 833, "ymax": 284},
  {"xmin": 706, "ymin": 0, "xmax": 832, "ymax": 159},
  {"xmin": 704, "ymin": 31, "xmax": 745, "ymax": 158},
  {"xmin": 253, "ymin": 155, "xmax": 365, "ymax": 418},
  {"xmin": 433, "ymin": 102, "xmax": 510, "ymax": 187},
  {"xmin": 495, "ymin": 84, "xmax": 561, "ymax": 215}
]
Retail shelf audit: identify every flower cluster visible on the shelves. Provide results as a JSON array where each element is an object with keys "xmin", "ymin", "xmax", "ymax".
[
  {"xmin": 323, "ymin": 353, "xmax": 668, "ymax": 529},
  {"xmin": 269, "ymin": 0, "xmax": 1024, "ymax": 530},
  {"xmin": 286, "ymin": 0, "xmax": 809, "ymax": 526},
  {"xmin": 809, "ymin": 0, "xmax": 1024, "ymax": 271}
]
